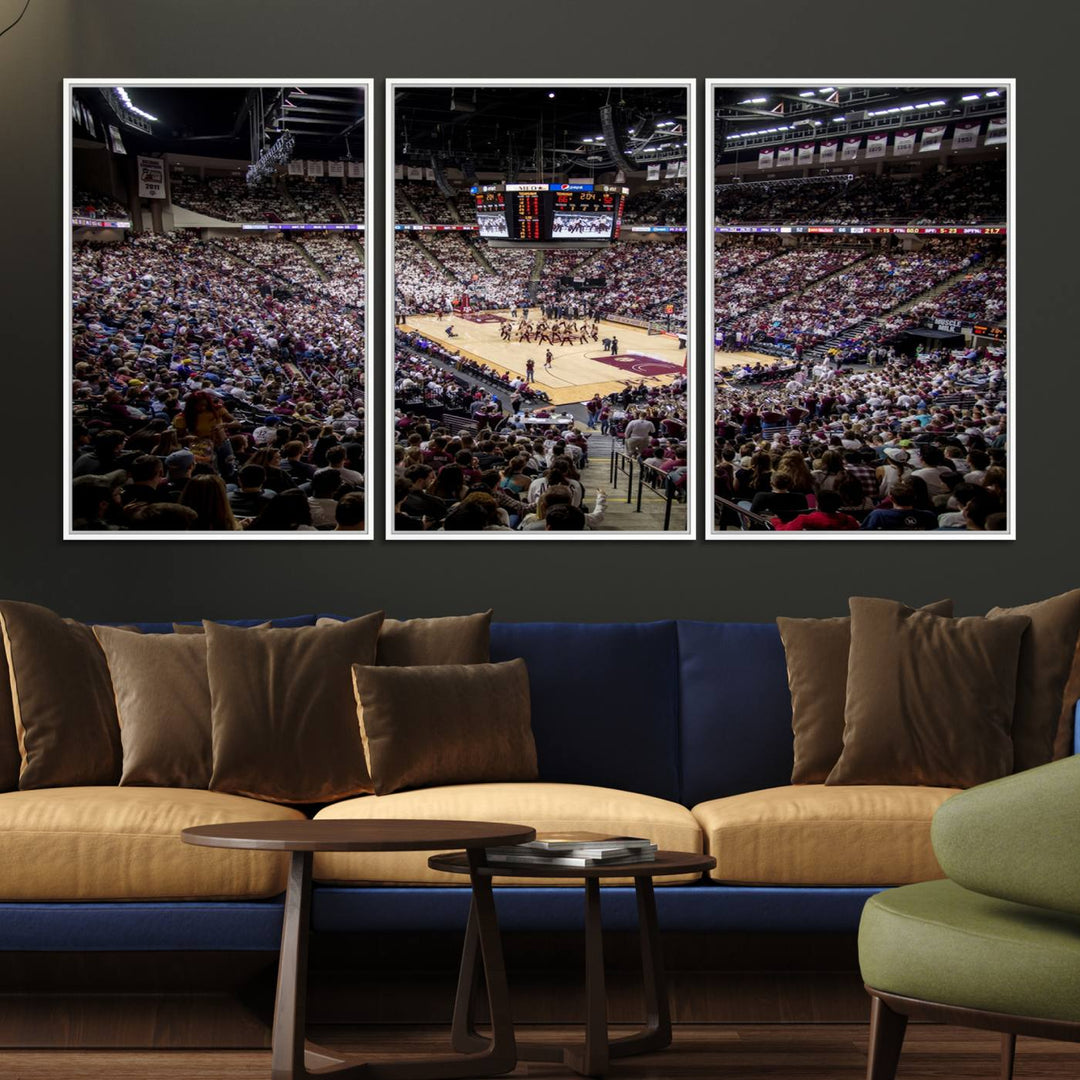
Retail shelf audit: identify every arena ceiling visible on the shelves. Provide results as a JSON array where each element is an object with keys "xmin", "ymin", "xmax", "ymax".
[
  {"xmin": 714, "ymin": 84, "xmax": 1008, "ymax": 158},
  {"xmin": 394, "ymin": 86, "xmax": 689, "ymax": 174},
  {"xmin": 72, "ymin": 85, "xmax": 366, "ymax": 160}
]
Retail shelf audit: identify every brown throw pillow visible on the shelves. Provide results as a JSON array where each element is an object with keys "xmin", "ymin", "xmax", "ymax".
[
  {"xmin": 778, "ymin": 600, "xmax": 954, "ymax": 783},
  {"xmin": 0, "ymin": 646, "xmax": 19, "ymax": 792},
  {"xmin": 351, "ymin": 659, "xmax": 536, "ymax": 796},
  {"xmin": 92, "ymin": 626, "xmax": 212, "ymax": 788},
  {"xmin": 827, "ymin": 598, "xmax": 1030, "ymax": 788},
  {"xmin": 317, "ymin": 611, "xmax": 492, "ymax": 666},
  {"xmin": 206, "ymin": 613, "xmax": 384, "ymax": 803},
  {"xmin": 172, "ymin": 622, "xmax": 272, "ymax": 634},
  {"xmin": 987, "ymin": 590, "xmax": 1080, "ymax": 772},
  {"xmin": 0, "ymin": 601, "xmax": 121, "ymax": 788}
]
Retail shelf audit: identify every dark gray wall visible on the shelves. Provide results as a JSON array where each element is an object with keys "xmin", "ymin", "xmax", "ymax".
[{"xmin": 0, "ymin": 0, "xmax": 1072, "ymax": 622}]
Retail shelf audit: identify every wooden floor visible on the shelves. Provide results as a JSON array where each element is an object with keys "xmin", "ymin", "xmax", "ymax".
[
  {"xmin": 6, "ymin": 1024, "xmax": 1080, "ymax": 1079},
  {"xmin": 404, "ymin": 313, "xmax": 687, "ymax": 406}
]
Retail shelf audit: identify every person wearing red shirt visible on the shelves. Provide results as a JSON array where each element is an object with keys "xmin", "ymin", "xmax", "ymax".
[{"xmin": 774, "ymin": 490, "xmax": 859, "ymax": 531}]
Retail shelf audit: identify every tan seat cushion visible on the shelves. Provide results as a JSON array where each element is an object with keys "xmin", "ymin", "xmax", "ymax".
[
  {"xmin": 313, "ymin": 782, "xmax": 703, "ymax": 886},
  {"xmin": 693, "ymin": 785, "xmax": 959, "ymax": 886},
  {"xmin": 0, "ymin": 787, "xmax": 306, "ymax": 900}
]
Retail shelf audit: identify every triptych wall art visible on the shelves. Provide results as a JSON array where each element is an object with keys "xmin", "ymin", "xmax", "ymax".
[{"xmin": 64, "ymin": 78, "xmax": 1012, "ymax": 541}]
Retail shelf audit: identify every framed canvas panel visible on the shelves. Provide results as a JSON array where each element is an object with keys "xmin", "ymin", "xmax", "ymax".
[
  {"xmin": 706, "ymin": 79, "xmax": 1014, "ymax": 540},
  {"xmin": 386, "ymin": 78, "xmax": 696, "ymax": 540},
  {"xmin": 64, "ymin": 78, "xmax": 374, "ymax": 539}
]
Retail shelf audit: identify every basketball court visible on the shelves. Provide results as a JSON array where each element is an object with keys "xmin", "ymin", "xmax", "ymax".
[{"xmin": 403, "ymin": 311, "xmax": 687, "ymax": 406}]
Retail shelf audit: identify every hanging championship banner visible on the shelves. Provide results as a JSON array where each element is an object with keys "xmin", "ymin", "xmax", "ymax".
[
  {"xmin": 677, "ymin": 160, "xmax": 688, "ymax": 178},
  {"xmin": 819, "ymin": 139, "xmax": 837, "ymax": 163},
  {"xmin": 287, "ymin": 160, "xmax": 305, "ymax": 175},
  {"xmin": 866, "ymin": 134, "xmax": 888, "ymax": 158},
  {"xmin": 346, "ymin": 161, "xmax": 363, "ymax": 178},
  {"xmin": 920, "ymin": 125, "xmax": 946, "ymax": 152},
  {"xmin": 647, "ymin": 163, "xmax": 661, "ymax": 181},
  {"xmin": 665, "ymin": 160, "xmax": 680, "ymax": 178},
  {"xmin": 108, "ymin": 124, "xmax": 127, "ymax": 155},
  {"xmin": 306, "ymin": 160, "xmax": 324, "ymax": 177},
  {"xmin": 841, "ymin": 137, "xmax": 861, "ymax": 160},
  {"xmin": 777, "ymin": 145, "xmax": 795, "ymax": 166},
  {"xmin": 894, "ymin": 130, "xmax": 916, "ymax": 156},
  {"xmin": 424, "ymin": 167, "xmax": 436, "ymax": 181},
  {"xmin": 328, "ymin": 161, "xmax": 345, "ymax": 177},
  {"xmin": 407, "ymin": 166, "xmax": 423, "ymax": 180},
  {"xmin": 952, "ymin": 121, "xmax": 980, "ymax": 150},
  {"xmin": 137, "ymin": 156, "xmax": 165, "ymax": 199},
  {"xmin": 797, "ymin": 143, "xmax": 815, "ymax": 165},
  {"xmin": 758, "ymin": 148, "xmax": 774, "ymax": 169},
  {"xmin": 394, "ymin": 164, "xmax": 404, "ymax": 179},
  {"xmin": 985, "ymin": 117, "xmax": 1007, "ymax": 145}
]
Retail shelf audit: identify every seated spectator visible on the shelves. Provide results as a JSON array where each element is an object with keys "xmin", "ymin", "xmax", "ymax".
[
  {"xmin": 750, "ymin": 471, "xmax": 809, "ymax": 524},
  {"xmin": 860, "ymin": 482, "xmax": 938, "ymax": 530},
  {"xmin": 180, "ymin": 474, "xmax": 240, "ymax": 531},
  {"xmin": 307, "ymin": 469, "xmax": 344, "ymax": 528},
  {"xmin": 545, "ymin": 504, "xmax": 586, "ymax": 531},
  {"xmin": 228, "ymin": 464, "xmax": 273, "ymax": 519},
  {"xmin": 334, "ymin": 492, "xmax": 366, "ymax": 532},
  {"xmin": 775, "ymin": 489, "xmax": 859, "ymax": 531},
  {"xmin": 125, "ymin": 502, "xmax": 200, "ymax": 531},
  {"xmin": 247, "ymin": 489, "xmax": 317, "ymax": 531}
]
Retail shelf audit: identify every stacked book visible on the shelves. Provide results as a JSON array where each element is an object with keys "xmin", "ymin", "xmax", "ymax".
[{"xmin": 484, "ymin": 832, "xmax": 657, "ymax": 868}]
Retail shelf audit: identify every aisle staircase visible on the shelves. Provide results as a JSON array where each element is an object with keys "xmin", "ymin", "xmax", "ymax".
[
  {"xmin": 280, "ymin": 181, "xmax": 302, "ymax": 221},
  {"xmin": 398, "ymin": 190, "xmax": 424, "ymax": 224},
  {"xmin": 527, "ymin": 250, "xmax": 545, "ymax": 302},
  {"xmin": 295, "ymin": 240, "xmax": 329, "ymax": 282},
  {"xmin": 801, "ymin": 262, "xmax": 987, "ymax": 365},
  {"xmin": 716, "ymin": 249, "xmax": 872, "ymax": 337},
  {"xmin": 466, "ymin": 237, "xmax": 494, "ymax": 273},
  {"xmin": 409, "ymin": 234, "xmax": 458, "ymax": 282}
]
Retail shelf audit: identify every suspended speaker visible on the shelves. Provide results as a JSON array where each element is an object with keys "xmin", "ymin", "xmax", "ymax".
[
  {"xmin": 431, "ymin": 156, "xmax": 456, "ymax": 198},
  {"xmin": 600, "ymin": 104, "xmax": 636, "ymax": 174}
]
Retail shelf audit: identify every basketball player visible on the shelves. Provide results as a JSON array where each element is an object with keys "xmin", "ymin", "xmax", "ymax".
[{"xmin": 544, "ymin": 349, "xmax": 553, "ymax": 372}]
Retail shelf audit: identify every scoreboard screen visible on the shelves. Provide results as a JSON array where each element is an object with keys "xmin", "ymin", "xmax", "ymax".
[
  {"xmin": 551, "ymin": 190, "xmax": 620, "ymax": 239},
  {"xmin": 471, "ymin": 183, "xmax": 629, "ymax": 243},
  {"xmin": 514, "ymin": 192, "xmax": 542, "ymax": 240},
  {"xmin": 475, "ymin": 192, "xmax": 508, "ymax": 238}
]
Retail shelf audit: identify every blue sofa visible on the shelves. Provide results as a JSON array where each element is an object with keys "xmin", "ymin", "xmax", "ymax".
[{"xmin": 2, "ymin": 616, "xmax": 1075, "ymax": 955}]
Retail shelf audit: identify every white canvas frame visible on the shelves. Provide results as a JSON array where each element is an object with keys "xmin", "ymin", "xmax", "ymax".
[
  {"xmin": 63, "ymin": 77, "xmax": 375, "ymax": 541},
  {"xmin": 385, "ymin": 77, "xmax": 697, "ymax": 541},
  {"xmin": 704, "ymin": 78, "xmax": 1015, "ymax": 541}
]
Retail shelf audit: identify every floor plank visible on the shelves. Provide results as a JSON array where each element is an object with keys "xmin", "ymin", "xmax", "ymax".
[{"xmin": 2, "ymin": 1025, "xmax": 1079, "ymax": 1079}]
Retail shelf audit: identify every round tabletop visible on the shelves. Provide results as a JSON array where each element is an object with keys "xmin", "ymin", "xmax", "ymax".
[
  {"xmin": 428, "ymin": 849, "xmax": 715, "ymax": 879},
  {"xmin": 181, "ymin": 819, "xmax": 536, "ymax": 853}
]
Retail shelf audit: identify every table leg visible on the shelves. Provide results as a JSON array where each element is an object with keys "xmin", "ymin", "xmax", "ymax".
[
  {"xmin": 449, "ymin": 899, "xmax": 487, "ymax": 1054},
  {"xmin": 272, "ymin": 850, "xmax": 515, "ymax": 1080},
  {"xmin": 563, "ymin": 877, "xmax": 609, "ymax": 1078},
  {"xmin": 609, "ymin": 875, "xmax": 671, "ymax": 1058},
  {"xmin": 272, "ymin": 850, "xmax": 319, "ymax": 1080}
]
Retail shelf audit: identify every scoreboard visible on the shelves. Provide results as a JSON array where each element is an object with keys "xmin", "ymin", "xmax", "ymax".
[{"xmin": 473, "ymin": 183, "xmax": 628, "ymax": 243}]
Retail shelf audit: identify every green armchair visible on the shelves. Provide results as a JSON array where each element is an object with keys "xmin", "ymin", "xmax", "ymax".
[{"xmin": 858, "ymin": 755, "xmax": 1080, "ymax": 1080}]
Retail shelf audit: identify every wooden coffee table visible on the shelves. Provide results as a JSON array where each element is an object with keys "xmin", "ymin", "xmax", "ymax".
[
  {"xmin": 429, "ymin": 849, "xmax": 716, "ymax": 1078},
  {"xmin": 183, "ymin": 819, "xmax": 534, "ymax": 1080}
]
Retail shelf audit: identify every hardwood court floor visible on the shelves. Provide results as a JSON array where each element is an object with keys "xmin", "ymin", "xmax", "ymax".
[
  {"xmin": 4, "ymin": 1024, "xmax": 1079, "ymax": 1079},
  {"xmin": 404, "ymin": 313, "xmax": 687, "ymax": 406}
]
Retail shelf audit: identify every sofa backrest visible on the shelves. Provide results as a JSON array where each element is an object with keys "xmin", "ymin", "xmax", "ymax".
[
  {"xmin": 491, "ymin": 620, "xmax": 681, "ymax": 802},
  {"xmin": 120, "ymin": 615, "xmax": 318, "ymax": 634},
  {"xmin": 676, "ymin": 621, "xmax": 794, "ymax": 807}
]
